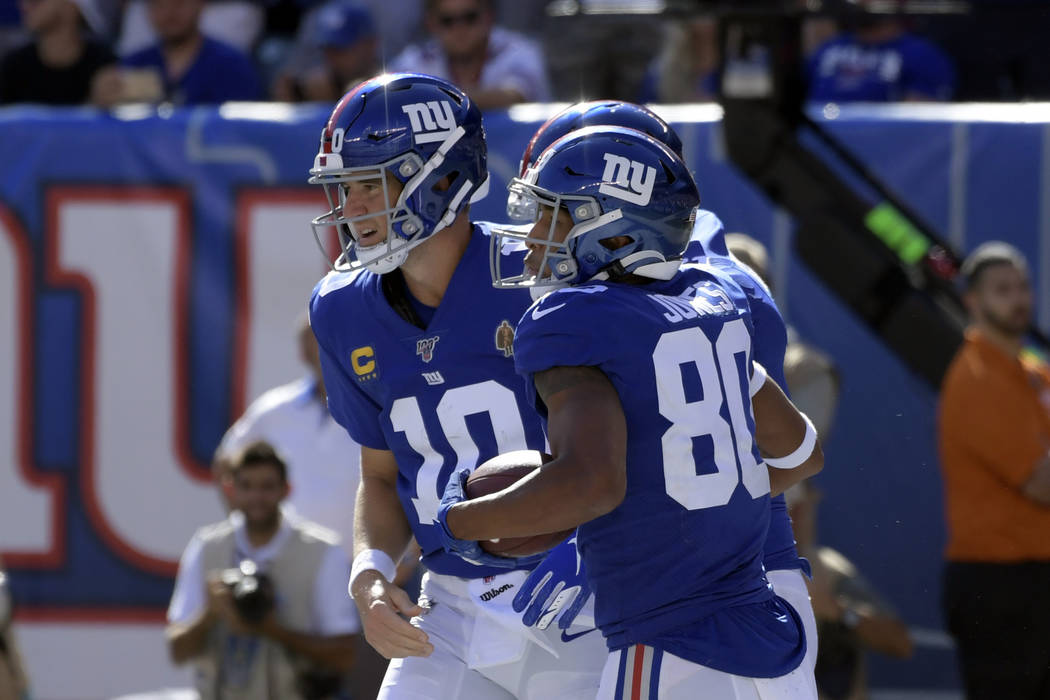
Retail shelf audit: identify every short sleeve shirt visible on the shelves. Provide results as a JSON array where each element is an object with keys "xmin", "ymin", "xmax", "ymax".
[{"xmin": 939, "ymin": 329, "xmax": 1050, "ymax": 561}]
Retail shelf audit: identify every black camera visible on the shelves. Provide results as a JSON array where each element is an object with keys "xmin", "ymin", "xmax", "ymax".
[{"xmin": 220, "ymin": 560, "xmax": 275, "ymax": 625}]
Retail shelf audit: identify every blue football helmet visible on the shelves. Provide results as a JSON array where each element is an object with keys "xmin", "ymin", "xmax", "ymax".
[
  {"xmin": 309, "ymin": 73, "xmax": 489, "ymax": 273},
  {"xmin": 491, "ymin": 126, "xmax": 700, "ymax": 297},
  {"xmin": 518, "ymin": 101, "xmax": 683, "ymax": 177},
  {"xmin": 509, "ymin": 101, "xmax": 683, "ymax": 222}
]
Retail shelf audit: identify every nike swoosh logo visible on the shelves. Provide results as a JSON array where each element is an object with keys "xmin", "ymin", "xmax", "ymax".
[
  {"xmin": 531, "ymin": 303, "xmax": 566, "ymax": 320},
  {"xmin": 560, "ymin": 628, "xmax": 598, "ymax": 643}
]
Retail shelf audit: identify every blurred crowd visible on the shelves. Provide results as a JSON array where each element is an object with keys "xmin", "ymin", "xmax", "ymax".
[{"xmin": 2, "ymin": 0, "xmax": 1049, "ymax": 109}]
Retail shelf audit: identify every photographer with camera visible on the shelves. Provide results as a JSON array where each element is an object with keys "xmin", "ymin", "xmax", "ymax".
[{"xmin": 166, "ymin": 441, "xmax": 359, "ymax": 699}]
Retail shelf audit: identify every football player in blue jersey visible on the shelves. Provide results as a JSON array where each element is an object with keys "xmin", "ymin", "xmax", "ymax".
[
  {"xmin": 507, "ymin": 100, "xmax": 820, "ymax": 686},
  {"xmin": 438, "ymin": 125, "xmax": 823, "ymax": 698},
  {"xmin": 306, "ymin": 73, "xmax": 607, "ymax": 699}
]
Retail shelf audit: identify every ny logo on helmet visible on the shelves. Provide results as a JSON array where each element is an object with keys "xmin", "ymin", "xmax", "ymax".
[
  {"xmin": 599, "ymin": 153, "xmax": 656, "ymax": 206},
  {"xmin": 402, "ymin": 101, "xmax": 457, "ymax": 145}
]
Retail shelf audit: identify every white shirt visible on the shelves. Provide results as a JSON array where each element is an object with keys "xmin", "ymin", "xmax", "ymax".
[
  {"xmin": 217, "ymin": 378, "xmax": 360, "ymax": 555},
  {"xmin": 167, "ymin": 510, "xmax": 360, "ymax": 636},
  {"xmin": 391, "ymin": 27, "xmax": 551, "ymax": 102}
]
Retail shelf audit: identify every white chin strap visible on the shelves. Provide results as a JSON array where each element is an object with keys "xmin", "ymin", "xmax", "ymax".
[
  {"xmin": 529, "ymin": 281, "xmax": 567, "ymax": 301},
  {"xmin": 364, "ymin": 247, "xmax": 410, "ymax": 274}
]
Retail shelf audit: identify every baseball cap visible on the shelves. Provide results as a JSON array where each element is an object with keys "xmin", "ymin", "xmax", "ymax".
[
  {"xmin": 960, "ymin": 241, "xmax": 1029, "ymax": 290},
  {"xmin": 314, "ymin": 0, "xmax": 376, "ymax": 48}
]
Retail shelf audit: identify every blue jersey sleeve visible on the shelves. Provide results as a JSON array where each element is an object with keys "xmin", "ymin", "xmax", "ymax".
[
  {"xmin": 317, "ymin": 340, "xmax": 387, "ymax": 449},
  {"xmin": 309, "ymin": 277, "xmax": 387, "ymax": 450},
  {"xmin": 514, "ymin": 288, "xmax": 613, "ymax": 411}
]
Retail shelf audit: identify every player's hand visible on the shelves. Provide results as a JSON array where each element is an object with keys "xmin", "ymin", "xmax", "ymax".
[
  {"xmin": 350, "ymin": 570, "xmax": 434, "ymax": 659},
  {"xmin": 513, "ymin": 533, "xmax": 592, "ymax": 630},
  {"xmin": 436, "ymin": 468, "xmax": 520, "ymax": 569}
]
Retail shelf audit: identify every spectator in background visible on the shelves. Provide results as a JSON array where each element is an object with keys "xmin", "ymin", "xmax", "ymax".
[
  {"xmin": 806, "ymin": 11, "xmax": 955, "ymax": 103},
  {"xmin": 214, "ymin": 316, "xmax": 361, "ymax": 556},
  {"xmin": 0, "ymin": 0, "xmax": 117, "ymax": 105},
  {"xmin": 213, "ymin": 316, "xmax": 415, "ymax": 700},
  {"xmin": 939, "ymin": 242, "xmax": 1050, "ymax": 699},
  {"xmin": 167, "ymin": 441, "xmax": 359, "ymax": 699},
  {"xmin": 639, "ymin": 15, "xmax": 719, "ymax": 103},
  {"xmin": 121, "ymin": 0, "xmax": 263, "ymax": 105},
  {"xmin": 0, "ymin": 560, "xmax": 30, "ymax": 699},
  {"xmin": 118, "ymin": 0, "xmax": 266, "ymax": 55},
  {"xmin": 268, "ymin": 0, "xmax": 423, "ymax": 71},
  {"xmin": 272, "ymin": 0, "xmax": 377, "ymax": 102},
  {"xmin": 390, "ymin": 0, "xmax": 549, "ymax": 109}
]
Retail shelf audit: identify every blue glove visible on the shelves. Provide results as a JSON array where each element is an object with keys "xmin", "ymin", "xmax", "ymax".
[
  {"xmin": 513, "ymin": 533, "xmax": 592, "ymax": 630},
  {"xmin": 436, "ymin": 467, "xmax": 520, "ymax": 569}
]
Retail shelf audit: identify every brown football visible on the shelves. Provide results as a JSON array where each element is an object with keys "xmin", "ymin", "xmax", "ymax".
[{"xmin": 465, "ymin": 450, "xmax": 574, "ymax": 557}]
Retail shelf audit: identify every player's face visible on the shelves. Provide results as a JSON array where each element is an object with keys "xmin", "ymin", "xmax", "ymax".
[
  {"xmin": 970, "ymin": 262, "xmax": 1032, "ymax": 337},
  {"xmin": 231, "ymin": 464, "xmax": 288, "ymax": 531},
  {"xmin": 339, "ymin": 171, "xmax": 404, "ymax": 250},
  {"xmin": 524, "ymin": 204, "xmax": 574, "ymax": 278}
]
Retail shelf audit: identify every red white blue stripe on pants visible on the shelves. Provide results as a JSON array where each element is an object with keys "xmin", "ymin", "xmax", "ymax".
[{"xmin": 614, "ymin": 644, "xmax": 664, "ymax": 699}]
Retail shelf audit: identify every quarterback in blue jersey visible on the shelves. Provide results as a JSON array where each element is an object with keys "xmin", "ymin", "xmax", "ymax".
[
  {"xmin": 307, "ymin": 74, "xmax": 607, "ymax": 699},
  {"xmin": 439, "ymin": 126, "xmax": 823, "ymax": 698},
  {"xmin": 507, "ymin": 102, "xmax": 818, "ymax": 677}
]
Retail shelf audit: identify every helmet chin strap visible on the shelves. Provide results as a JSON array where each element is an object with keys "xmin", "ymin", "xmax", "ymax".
[
  {"xmin": 363, "ymin": 247, "xmax": 410, "ymax": 274},
  {"xmin": 529, "ymin": 281, "xmax": 567, "ymax": 301},
  {"xmin": 591, "ymin": 253, "xmax": 681, "ymax": 282}
]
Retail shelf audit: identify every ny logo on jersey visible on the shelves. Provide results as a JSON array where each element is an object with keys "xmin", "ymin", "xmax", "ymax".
[
  {"xmin": 598, "ymin": 153, "xmax": 656, "ymax": 206},
  {"xmin": 422, "ymin": 371, "xmax": 445, "ymax": 385},
  {"xmin": 402, "ymin": 101, "xmax": 457, "ymax": 145},
  {"xmin": 416, "ymin": 336, "xmax": 440, "ymax": 363}
]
